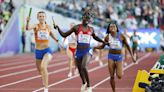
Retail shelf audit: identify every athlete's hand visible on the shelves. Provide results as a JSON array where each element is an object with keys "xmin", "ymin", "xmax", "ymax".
[
  {"xmin": 54, "ymin": 24, "xmax": 58, "ymax": 29},
  {"xmin": 104, "ymin": 35, "xmax": 109, "ymax": 42},
  {"xmin": 104, "ymin": 42, "xmax": 109, "ymax": 46},
  {"xmin": 26, "ymin": 17, "xmax": 30, "ymax": 22}
]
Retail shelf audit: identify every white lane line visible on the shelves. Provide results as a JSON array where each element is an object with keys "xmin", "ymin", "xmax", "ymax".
[
  {"xmin": 0, "ymin": 56, "xmax": 66, "ymax": 67},
  {"xmin": 0, "ymin": 57, "xmax": 65, "ymax": 67},
  {"xmin": 0, "ymin": 67, "xmax": 69, "ymax": 88},
  {"xmin": 0, "ymin": 58, "xmax": 67, "ymax": 72},
  {"xmin": 0, "ymin": 63, "xmax": 35, "ymax": 72},
  {"xmin": 32, "ymin": 58, "xmax": 108, "ymax": 92},
  {"xmin": 0, "ymin": 61, "xmax": 33, "ymax": 67},
  {"xmin": 0, "ymin": 61, "xmax": 67, "ymax": 78},
  {"xmin": 92, "ymin": 53, "xmax": 151, "ymax": 89},
  {"xmin": 0, "ymin": 54, "xmax": 66, "ymax": 64},
  {"xmin": 0, "ymin": 56, "xmax": 106, "ymax": 89}
]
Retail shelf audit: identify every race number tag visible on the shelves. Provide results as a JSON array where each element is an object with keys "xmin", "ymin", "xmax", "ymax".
[
  {"xmin": 110, "ymin": 40, "xmax": 121, "ymax": 49},
  {"xmin": 133, "ymin": 37, "xmax": 139, "ymax": 42},
  {"xmin": 37, "ymin": 30, "xmax": 49, "ymax": 40},
  {"xmin": 78, "ymin": 34, "xmax": 91, "ymax": 43}
]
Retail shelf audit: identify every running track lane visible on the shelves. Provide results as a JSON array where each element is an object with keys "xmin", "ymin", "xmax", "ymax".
[
  {"xmin": 34, "ymin": 52, "xmax": 145, "ymax": 92},
  {"xmin": 93, "ymin": 52, "xmax": 161, "ymax": 92},
  {"xmin": 0, "ymin": 51, "xmax": 108, "ymax": 92},
  {"xmin": 0, "ymin": 52, "xmax": 161, "ymax": 92}
]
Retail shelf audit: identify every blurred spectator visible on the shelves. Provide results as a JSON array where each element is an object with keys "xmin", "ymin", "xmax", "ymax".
[
  {"xmin": 134, "ymin": 0, "xmax": 142, "ymax": 25},
  {"xmin": 46, "ymin": 0, "xmax": 56, "ymax": 11},
  {"xmin": 124, "ymin": 12, "xmax": 137, "ymax": 30},
  {"xmin": 45, "ymin": 0, "xmax": 164, "ymax": 29},
  {"xmin": 0, "ymin": 0, "xmax": 4, "ymax": 4},
  {"xmin": 0, "ymin": 0, "xmax": 15, "ymax": 35}
]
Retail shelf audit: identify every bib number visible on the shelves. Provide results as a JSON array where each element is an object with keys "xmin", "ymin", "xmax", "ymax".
[
  {"xmin": 78, "ymin": 34, "xmax": 91, "ymax": 43},
  {"xmin": 37, "ymin": 30, "xmax": 49, "ymax": 40},
  {"xmin": 110, "ymin": 40, "xmax": 121, "ymax": 49}
]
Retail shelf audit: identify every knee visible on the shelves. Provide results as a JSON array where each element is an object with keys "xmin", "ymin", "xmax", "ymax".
[
  {"xmin": 117, "ymin": 74, "xmax": 122, "ymax": 79},
  {"xmin": 40, "ymin": 65, "xmax": 46, "ymax": 71},
  {"xmin": 81, "ymin": 65, "xmax": 87, "ymax": 70}
]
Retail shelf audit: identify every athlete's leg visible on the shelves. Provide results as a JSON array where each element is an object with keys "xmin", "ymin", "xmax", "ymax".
[
  {"xmin": 75, "ymin": 57, "xmax": 87, "ymax": 92},
  {"xmin": 66, "ymin": 47, "xmax": 74, "ymax": 77},
  {"xmin": 75, "ymin": 57, "xmax": 86, "ymax": 84},
  {"xmin": 97, "ymin": 49, "xmax": 103, "ymax": 66},
  {"xmin": 115, "ymin": 61, "xmax": 123, "ymax": 79},
  {"xmin": 136, "ymin": 46, "xmax": 139, "ymax": 60},
  {"xmin": 133, "ymin": 46, "xmax": 137, "ymax": 60},
  {"xmin": 108, "ymin": 59, "xmax": 116, "ymax": 92},
  {"xmin": 73, "ymin": 55, "xmax": 78, "ymax": 75},
  {"xmin": 36, "ymin": 60, "xmax": 42, "ymax": 75},
  {"xmin": 81, "ymin": 53, "xmax": 92, "ymax": 92},
  {"xmin": 81, "ymin": 53, "xmax": 92, "ymax": 87},
  {"xmin": 40, "ymin": 53, "xmax": 52, "ymax": 89}
]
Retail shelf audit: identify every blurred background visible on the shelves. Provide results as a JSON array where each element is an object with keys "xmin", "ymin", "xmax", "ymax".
[{"xmin": 0, "ymin": 0, "xmax": 164, "ymax": 56}]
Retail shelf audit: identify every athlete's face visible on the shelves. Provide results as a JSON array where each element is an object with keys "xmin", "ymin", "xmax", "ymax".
[
  {"xmin": 37, "ymin": 13, "xmax": 46, "ymax": 23},
  {"xmin": 82, "ymin": 15, "xmax": 91, "ymax": 25},
  {"xmin": 109, "ymin": 24, "xmax": 117, "ymax": 33}
]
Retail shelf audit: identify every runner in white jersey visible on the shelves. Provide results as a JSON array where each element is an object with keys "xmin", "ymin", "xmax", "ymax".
[
  {"xmin": 63, "ymin": 23, "xmax": 78, "ymax": 77},
  {"xmin": 94, "ymin": 28, "xmax": 104, "ymax": 66}
]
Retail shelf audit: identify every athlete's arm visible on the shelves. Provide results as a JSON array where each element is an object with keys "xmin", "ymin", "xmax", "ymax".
[
  {"xmin": 125, "ymin": 34, "xmax": 130, "ymax": 38},
  {"xmin": 63, "ymin": 38, "xmax": 66, "ymax": 44},
  {"xmin": 93, "ymin": 43, "xmax": 105, "ymax": 50},
  {"xmin": 121, "ymin": 34, "xmax": 136, "ymax": 63},
  {"xmin": 104, "ymin": 34, "xmax": 109, "ymax": 42},
  {"xmin": 55, "ymin": 25, "xmax": 78, "ymax": 38},
  {"xmin": 25, "ymin": 17, "xmax": 36, "ymax": 30},
  {"xmin": 49, "ymin": 26, "xmax": 63, "ymax": 48},
  {"xmin": 130, "ymin": 36, "xmax": 133, "ymax": 41},
  {"xmin": 49, "ymin": 28, "xmax": 58, "ymax": 42},
  {"xmin": 138, "ymin": 35, "xmax": 141, "ymax": 40}
]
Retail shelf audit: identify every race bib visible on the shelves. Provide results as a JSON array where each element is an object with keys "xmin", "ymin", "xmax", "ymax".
[
  {"xmin": 133, "ymin": 37, "xmax": 139, "ymax": 42},
  {"xmin": 78, "ymin": 34, "xmax": 91, "ymax": 43},
  {"xmin": 110, "ymin": 40, "xmax": 121, "ymax": 49},
  {"xmin": 37, "ymin": 30, "xmax": 49, "ymax": 40}
]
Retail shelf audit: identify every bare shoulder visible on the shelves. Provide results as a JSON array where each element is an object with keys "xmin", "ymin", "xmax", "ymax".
[
  {"xmin": 72, "ymin": 24, "xmax": 80, "ymax": 33},
  {"xmin": 73, "ymin": 24, "xmax": 80, "ymax": 30}
]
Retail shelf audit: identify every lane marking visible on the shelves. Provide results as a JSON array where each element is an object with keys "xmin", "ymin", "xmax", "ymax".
[
  {"xmin": 0, "ymin": 61, "xmax": 67, "ymax": 78},
  {"xmin": 32, "ymin": 61, "xmax": 108, "ymax": 92},
  {"xmin": 92, "ymin": 53, "xmax": 151, "ymax": 89},
  {"xmin": 0, "ymin": 56, "xmax": 107, "ymax": 88}
]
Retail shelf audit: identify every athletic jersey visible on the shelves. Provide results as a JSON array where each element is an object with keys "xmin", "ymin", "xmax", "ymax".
[
  {"xmin": 75, "ymin": 24, "xmax": 93, "ymax": 58},
  {"xmin": 76, "ymin": 24, "xmax": 93, "ymax": 46},
  {"xmin": 131, "ymin": 35, "xmax": 140, "ymax": 43},
  {"xmin": 67, "ymin": 33, "xmax": 76, "ymax": 44},
  {"xmin": 34, "ymin": 24, "xmax": 50, "ymax": 44},
  {"xmin": 108, "ymin": 33, "xmax": 122, "ymax": 50}
]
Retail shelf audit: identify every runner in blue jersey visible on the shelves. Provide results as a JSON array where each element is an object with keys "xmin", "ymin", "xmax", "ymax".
[{"xmin": 94, "ymin": 22, "xmax": 136, "ymax": 92}]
